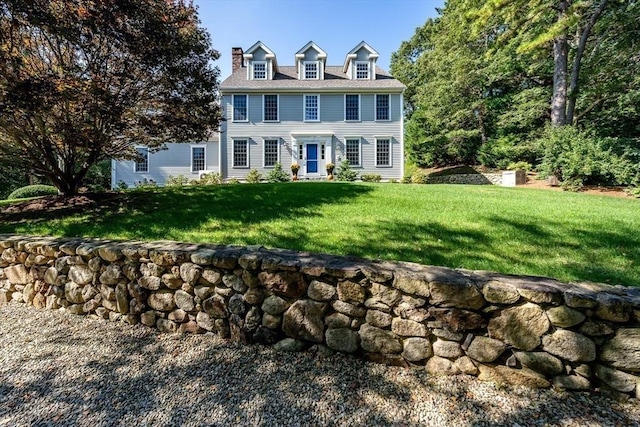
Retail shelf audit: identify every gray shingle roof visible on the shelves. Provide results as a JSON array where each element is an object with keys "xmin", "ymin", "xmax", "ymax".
[{"xmin": 220, "ymin": 66, "xmax": 406, "ymax": 92}]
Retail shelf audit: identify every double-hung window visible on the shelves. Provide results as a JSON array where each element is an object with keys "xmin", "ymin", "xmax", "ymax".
[
  {"xmin": 263, "ymin": 95, "xmax": 279, "ymax": 122},
  {"xmin": 233, "ymin": 139, "xmax": 249, "ymax": 168},
  {"xmin": 375, "ymin": 138, "xmax": 392, "ymax": 167},
  {"xmin": 345, "ymin": 95, "xmax": 360, "ymax": 121},
  {"xmin": 253, "ymin": 62, "xmax": 266, "ymax": 80},
  {"xmin": 376, "ymin": 94, "xmax": 390, "ymax": 121},
  {"xmin": 134, "ymin": 147, "xmax": 148, "ymax": 173},
  {"xmin": 233, "ymin": 94, "xmax": 248, "ymax": 122},
  {"xmin": 264, "ymin": 139, "xmax": 279, "ymax": 167},
  {"xmin": 304, "ymin": 94, "xmax": 319, "ymax": 122},
  {"xmin": 345, "ymin": 138, "xmax": 361, "ymax": 167},
  {"xmin": 191, "ymin": 146, "xmax": 205, "ymax": 172},
  {"xmin": 304, "ymin": 61, "xmax": 318, "ymax": 79},
  {"xmin": 355, "ymin": 62, "xmax": 369, "ymax": 79}
]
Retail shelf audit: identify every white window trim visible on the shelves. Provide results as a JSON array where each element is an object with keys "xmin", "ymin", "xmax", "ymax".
[
  {"xmin": 375, "ymin": 94, "xmax": 391, "ymax": 122},
  {"xmin": 232, "ymin": 94, "xmax": 249, "ymax": 122},
  {"xmin": 304, "ymin": 94, "xmax": 320, "ymax": 122},
  {"xmin": 355, "ymin": 61, "xmax": 370, "ymax": 80},
  {"xmin": 134, "ymin": 146, "xmax": 149, "ymax": 173},
  {"xmin": 232, "ymin": 138, "xmax": 250, "ymax": 168},
  {"xmin": 252, "ymin": 61, "xmax": 267, "ymax": 80},
  {"xmin": 262, "ymin": 94, "xmax": 280, "ymax": 122},
  {"xmin": 375, "ymin": 137, "xmax": 393, "ymax": 167},
  {"xmin": 344, "ymin": 136, "xmax": 362, "ymax": 168},
  {"xmin": 344, "ymin": 94, "xmax": 361, "ymax": 122},
  {"xmin": 190, "ymin": 145, "xmax": 206, "ymax": 173},
  {"xmin": 263, "ymin": 138, "xmax": 280, "ymax": 168},
  {"xmin": 303, "ymin": 61, "xmax": 320, "ymax": 80}
]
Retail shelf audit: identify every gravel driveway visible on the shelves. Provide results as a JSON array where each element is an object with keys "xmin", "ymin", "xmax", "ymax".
[{"xmin": 1, "ymin": 303, "xmax": 639, "ymax": 427}]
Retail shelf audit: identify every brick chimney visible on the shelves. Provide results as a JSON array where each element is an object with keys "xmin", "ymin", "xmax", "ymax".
[{"xmin": 232, "ymin": 47, "xmax": 244, "ymax": 73}]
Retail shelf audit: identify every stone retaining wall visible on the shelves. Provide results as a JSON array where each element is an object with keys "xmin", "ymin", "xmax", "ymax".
[
  {"xmin": 427, "ymin": 173, "xmax": 503, "ymax": 185},
  {"xmin": 1, "ymin": 234, "xmax": 639, "ymax": 397}
]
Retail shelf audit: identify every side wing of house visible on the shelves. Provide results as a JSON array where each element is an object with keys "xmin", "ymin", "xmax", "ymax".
[{"xmin": 111, "ymin": 140, "xmax": 219, "ymax": 189}]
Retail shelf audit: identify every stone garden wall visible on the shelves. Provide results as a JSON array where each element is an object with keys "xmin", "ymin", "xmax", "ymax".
[
  {"xmin": 1, "ymin": 234, "xmax": 640, "ymax": 397},
  {"xmin": 427, "ymin": 173, "xmax": 503, "ymax": 185}
]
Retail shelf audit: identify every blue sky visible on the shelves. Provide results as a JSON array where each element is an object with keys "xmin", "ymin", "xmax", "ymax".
[{"xmin": 193, "ymin": 0, "xmax": 444, "ymax": 80}]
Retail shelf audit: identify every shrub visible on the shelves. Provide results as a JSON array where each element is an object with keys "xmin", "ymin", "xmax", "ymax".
[
  {"xmin": 266, "ymin": 163, "xmax": 290, "ymax": 183},
  {"xmin": 166, "ymin": 175, "xmax": 190, "ymax": 187},
  {"xmin": 198, "ymin": 172, "xmax": 223, "ymax": 186},
  {"xmin": 507, "ymin": 161, "xmax": 533, "ymax": 173},
  {"xmin": 116, "ymin": 180, "xmax": 129, "ymax": 190},
  {"xmin": 134, "ymin": 178, "xmax": 157, "ymax": 190},
  {"xmin": 388, "ymin": 178, "xmax": 399, "ymax": 184},
  {"xmin": 336, "ymin": 159, "xmax": 358, "ymax": 182},
  {"xmin": 7, "ymin": 184, "xmax": 58, "ymax": 200},
  {"xmin": 361, "ymin": 173, "xmax": 381, "ymax": 183},
  {"xmin": 227, "ymin": 177, "xmax": 240, "ymax": 185},
  {"xmin": 411, "ymin": 170, "xmax": 428, "ymax": 184},
  {"xmin": 537, "ymin": 126, "xmax": 638, "ymax": 190},
  {"xmin": 246, "ymin": 169, "xmax": 262, "ymax": 183},
  {"xmin": 82, "ymin": 160, "xmax": 111, "ymax": 192},
  {"xmin": 478, "ymin": 135, "xmax": 540, "ymax": 170}
]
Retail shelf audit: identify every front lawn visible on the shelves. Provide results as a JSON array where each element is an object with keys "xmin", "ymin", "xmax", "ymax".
[{"xmin": 1, "ymin": 182, "xmax": 638, "ymax": 286}]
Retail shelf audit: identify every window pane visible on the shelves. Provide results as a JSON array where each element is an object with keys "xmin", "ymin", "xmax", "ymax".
[
  {"xmin": 264, "ymin": 139, "xmax": 278, "ymax": 167},
  {"xmin": 305, "ymin": 62, "xmax": 318, "ymax": 79},
  {"xmin": 192, "ymin": 147, "xmax": 205, "ymax": 172},
  {"xmin": 356, "ymin": 62, "xmax": 369, "ymax": 79},
  {"xmin": 376, "ymin": 95, "xmax": 389, "ymax": 120},
  {"xmin": 345, "ymin": 95, "xmax": 359, "ymax": 121},
  {"xmin": 135, "ymin": 147, "xmax": 148, "ymax": 172},
  {"xmin": 253, "ymin": 62, "xmax": 266, "ymax": 79},
  {"xmin": 233, "ymin": 95, "xmax": 247, "ymax": 121},
  {"xmin": 305, "ymin": 95, "xmax": 318, "ymax": 121},
  {"xmin": 264, "ymin": 95, "xmax": 278, "ymax": 121},
  {"xmin": 376, "ymin": 139, "xmax": 391, "ymax": 166},
  {"xmin": 233, "ymin": 140, "xmax": 248, "ymax": 167},
  {"xmin": 345, "ymin": 139, "xmax": 360, "ymax": 166}
]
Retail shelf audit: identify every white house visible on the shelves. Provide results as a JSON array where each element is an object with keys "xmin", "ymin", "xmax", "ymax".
[{"xmin": 111, "ymin": 41, "xmax": 406, "ymax": 187}]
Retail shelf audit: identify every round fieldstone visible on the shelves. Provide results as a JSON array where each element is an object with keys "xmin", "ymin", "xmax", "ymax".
[
  {"xmin": 261, "ymin": 295, "xmax": 289, "ymax": 315},
  {"xmin": 465, "ymin": 336, "xmax": 506, "ymax": 363},
  {"xmin": 148, "ymin": 289, "xmax": 177, "ymax": 312},
  {"xmin": 337, "ymin": 281, "xmax": 365, "ymax": 304},
  {"xmin": 195, "ymin": 311, "xmax": 214, "ymax": 331},
  {"xmin": 273, "ymin": 338, "xmax": 305, "ymax": 352},
  {"xmin": 426, "ymin": 356, "xmax": 458, "ymax": 376},
  {"xmin": 546, "ymin": 305, "xmax": 586, "ymax": 328},
  {"xmin": 359, "ymin": 324, "xmax": 402, "ymax": 354},
  {"xmin": 595, "ymin": 364, "xmax": 638, "ymax": 393},
  {"xmin": 282, "ymin": 300, "xmax": 328, "ymax": 343},
  {"xmin": 365, "ymin": 310, "xmax": 393, "ymax": 329},
  {"xmin": 552, "ymin": 375, "xmax": 590, "ymax": 390},
  {"xmin": 307, "ymin": 280, "xmax": 336, "ymax": 301},
  {"xmin": 454, "ymin": 356, "xmax": 479, "ymax": 375},
  {"xmin": 68, "ymin": 265, "xmax": 93, "ymax": 285},
  {"xmin": 514, "ymin": 351, "xmax": 564, "ymax": 376},
  {"xmin": 326, "ymin": 328, "xmax": 359, "ymax": 353},
  {"xmin": 482, "ymin": 281, "xmax": 520, "ymax": 304},
  {"xmin": 180, "ymin": 263, "xmax": 203, "ymax": 285},
  {"xmin": 600, "ymin": 328, "xmax": 640, "ymax": 372},
  {"xmin": 325, "ymin": 312, "xmax": 351, "ymax": 329},
  {"xmin": 174, "ymin": 289, "xmax": 195, "ymax": 312},
  {"xmin": 223, "ymin": 274, "xmax": 247, "ymax": 293},
  {"xmin": 115, "ymin": 283, "xmax": 129, "ymax": 314},
  {"xmin": 402, "ymin": 337, "xmax": 433, "ymax": 362},
  {"xmin": 433, "ymin": 339, "xmax": 463, "ymax": 358},
  {"xmin": 488, "ymin": 303, "xmax": 550, "ymax": 351},
  {"xmin": 542, "ymin": 330, "xmax": 596, "ymax": 362},
  {"xmin": 391, "ymin": 318, "xmax": 427, "ymax": 337}
]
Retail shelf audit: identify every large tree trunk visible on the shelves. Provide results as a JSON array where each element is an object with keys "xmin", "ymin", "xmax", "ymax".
[
  {"xmin": 567, "ymin": 0, "xmax": 608, "ymax": 124},
  {"xmin": 551, "ymin": 1, "xmax": 570, "ymax": 127}
]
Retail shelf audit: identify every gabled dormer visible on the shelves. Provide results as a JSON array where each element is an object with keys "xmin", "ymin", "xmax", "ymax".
[
  {"xmin": 343, "ymin": 41, "xmax": 379, "ymax": 80},
  {"xmin": 295, "ymin": 41, "xmax": 327, "ymax": 80},
  {"xmin": 243, "ymin": 41, "xmax": 278, "ymax": 80}
]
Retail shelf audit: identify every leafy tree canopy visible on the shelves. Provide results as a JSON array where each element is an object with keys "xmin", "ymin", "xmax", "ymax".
[{"xmin": 0, "ymin": 0, "xmax": 221, "ymax": 195}]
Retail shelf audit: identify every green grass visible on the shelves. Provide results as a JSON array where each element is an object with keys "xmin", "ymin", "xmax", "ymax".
[{"xmin": 1, "ymin": 182, "xmax": 638, "ymax": 286}]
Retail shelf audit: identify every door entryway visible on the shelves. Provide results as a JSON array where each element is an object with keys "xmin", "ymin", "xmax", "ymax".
[{"xmin": 306, "ymin": 144, "xmax": 318, "ymax": 174}]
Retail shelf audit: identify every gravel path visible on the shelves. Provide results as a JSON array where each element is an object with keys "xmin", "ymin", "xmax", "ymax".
[{"xmin": 1, "ymin": 303, "xmax": 639, "ymax": 427}]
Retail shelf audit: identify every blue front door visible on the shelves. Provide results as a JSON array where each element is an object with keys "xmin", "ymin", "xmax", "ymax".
[{"xmin": 307, "ymin": 144, "xmax": 318, "ymax": 173}]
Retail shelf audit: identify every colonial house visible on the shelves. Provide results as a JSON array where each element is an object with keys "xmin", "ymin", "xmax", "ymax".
[{"xmin": 111, "ymin": 41, "xmax": 405, "ymax": 187}]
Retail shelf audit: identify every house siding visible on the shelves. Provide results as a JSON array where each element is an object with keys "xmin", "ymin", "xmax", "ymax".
[
  {"xmin": 221, "ymin": 92, "xmax": 403, "ymax": 180},
  {"xmin": 112, "ymin": 141, "xmax": 219, "ymax": 188}
]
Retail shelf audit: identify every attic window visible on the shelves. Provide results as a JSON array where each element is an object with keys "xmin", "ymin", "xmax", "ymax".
[
  {"xmin": 304, "ymin": 61, "xmax": 319, "ymax": 79},
  {"xmin": 253, "ymin": 62, "xmax": 266, "ymax": 80},
  {"xmin": 355, "ymin": 61, "xmax": 369, "ymax": 79}
]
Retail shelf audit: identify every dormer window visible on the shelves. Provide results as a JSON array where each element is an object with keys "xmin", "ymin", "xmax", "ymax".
[
  {"xmin": 355, "ymin": 62, "xmax": 370, "ymax": 79},
  {"xmin": 304, "ymin": 61, "xmax": 319, "ymax": 79},
  {"xmin": 252, "ymin": 61, "xmax": 266, "ymax": 80}
]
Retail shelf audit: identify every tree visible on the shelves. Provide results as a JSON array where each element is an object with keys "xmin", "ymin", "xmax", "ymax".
[{"xmin": 0, "ymin": 0, "xmax": 221, "ymax": 195}]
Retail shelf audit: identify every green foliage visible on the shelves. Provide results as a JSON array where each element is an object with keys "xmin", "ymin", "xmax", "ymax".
[
  {"xmin": 411, "ymin": 170, "xmax": 428, "ymax": 184},
  {"xmin": 0, "ymin": 157, "xmax": 29, "ymax": 199},
  {"xmin": 265, "ymin": 163, "xmax": 290, "ymax": 183},
  {"xmin": 478, "ymin": 136, "xmax": 541, "ymax": 170},
  {"xmin": 134, "ymin": 179, "xmax": 158, "ymax": 190},
  {"xmin": 336, "ymin": 160, "xmax": 358, "ymax": 182},
  {"xmin": 116, "ymin": 180, "xmax": 129, "ymax": 190},
  {"xmin": 7, "ymin": 184, "xmax": 58, "ymax": 200},
  {"xmin": 197, "ymin": 172, "xmax": 223, "ymax": 186},
  {"xmin": 227, "ymin": 177, "xmax": 240, "ymax": 185},
  {"xmin": 537, "ymin": 126, "xmax": 638, "ymax": 190},
  {"xmin": 81, "ymin": 160, "xmax": 111, "ymax": 192},
  {"xmin": 361, "ymin": 174, "xmax": 382, "ymax": 183},
  {"xmin": 245, "ymin": 169, "xmax": 262, "ymax": 184},
  {"xmin": 0, "ymin": 1, "xmax": 221, "ymax": 195},
  {"xmin": 166, "ymin": 175, "xmax": 191, "ymax": 187},
  {"xmin": 507, "ymin": 161, "xmax": 533, "ymax": 173}
]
